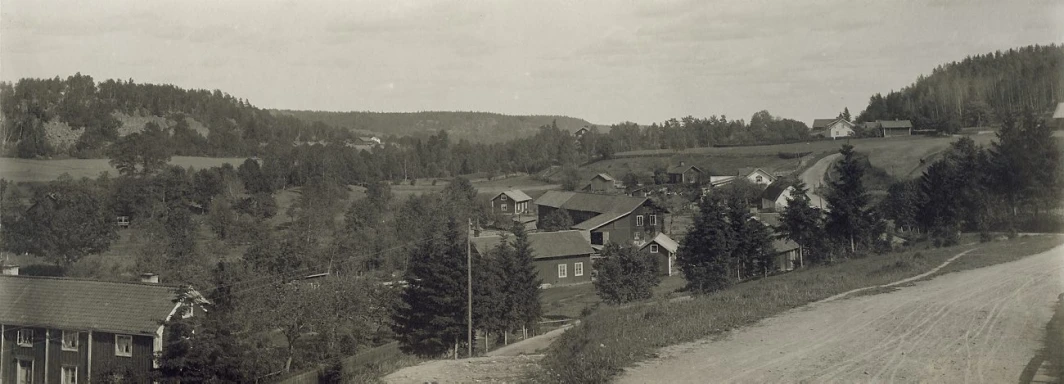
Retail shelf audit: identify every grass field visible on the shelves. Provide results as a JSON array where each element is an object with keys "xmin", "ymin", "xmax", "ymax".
[
  {"xmin": 532, "ymin": 234, "xmax": 1064, "ymax": 383},
  {"xmin": 0, "ymin": 156, "xmax": 248, "ymax": 182}
]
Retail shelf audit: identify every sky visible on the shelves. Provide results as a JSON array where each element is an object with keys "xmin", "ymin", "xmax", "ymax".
[{"xmin": 2, "ymin": 0, "xmax": 1062, "ymax": 126}]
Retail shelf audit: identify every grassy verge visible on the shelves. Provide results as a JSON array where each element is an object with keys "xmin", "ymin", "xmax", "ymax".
[{"xmin": 532, "ymin": 235, "xmax": 1064, "ymax": 383}]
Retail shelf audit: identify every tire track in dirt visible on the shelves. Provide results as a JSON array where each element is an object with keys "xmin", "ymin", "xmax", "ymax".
[{"xmin": 618, "ymin": 245, "xmax": 1064, "ymax": 383}]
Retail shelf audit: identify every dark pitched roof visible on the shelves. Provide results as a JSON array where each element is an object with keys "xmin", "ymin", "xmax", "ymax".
[
  {"xmin": 536, "ymin": 191, "xmax": 660, "ymax": 231},
  {"xmin": 0, "ymin": 276, "xmax": 183, "ymax": 335},
  {"xmin": 469, "ymin": 230, "xmax": 593, "ymax": 259},
  {"xmin": 877, "ymin": 120, "xmax": 913, "ymax": 129},
  {"xmin": 811, "ymin": 118, "xmax": 839, "ymax": 129},
  {"xmin": 495, "ymin": 189, "xmax": 532, "ymax": 202},
  {"xmin": 666, "ymin": 165, "xmax": 703, "ymax": 175},
  {"xmin": 761, "ymin": 179, "xmax": 793, "ymax": 201}
]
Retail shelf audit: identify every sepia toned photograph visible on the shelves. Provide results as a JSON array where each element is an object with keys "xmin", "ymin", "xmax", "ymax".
[{"xmin": 1, "ymin": 1, "xmax": 1062, "ymax": 383}]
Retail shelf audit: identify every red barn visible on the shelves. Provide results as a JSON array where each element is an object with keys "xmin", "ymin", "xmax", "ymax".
[{"xmin": 470, "ymin": 230, "xmax": 594, "ymax": 287}]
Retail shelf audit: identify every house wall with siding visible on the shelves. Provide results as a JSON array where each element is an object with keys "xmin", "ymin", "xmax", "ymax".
[
  {"xmin": 776, "ymin": 249, "xmax": 799, "ymax": 272},
  {"xmin": 534, "ymin": 255, "xmax": 593, "ymax": 286},
  {"xmin": 589, "ymin": 177, "xmax": 613, "ymax": 192},
  {"xmin": 642, "ymin": 245, "xmax": 675, "ymax": 276},
  {"xmin": 491, "ymin": 195, "xmax": 528, "ymax": 215},
  {"xmin": 0, "ymin": 326, "xmax": 154, "ymax": 384},
  {"xmin": 89, "ymin": 331, "xmax": 156, "ymax": 381},
  {"xmin": 828, "ymin": 121, "xmax": 855, "ymax": 138},
  {"xmin": 590, "ymin": 204, "xmax": 665, "ymax": 246},
  {"xmin": 882, "ymin": 127, "xmax": 911, "ymax": 137}
]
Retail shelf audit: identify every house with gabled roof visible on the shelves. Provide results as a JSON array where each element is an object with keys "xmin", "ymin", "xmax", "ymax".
[
  {"xmin": 811, "ymin": 117, "xmax": 855, "ymax": 139},
  {"xmin": 666, "ymin": 162, "xmax": 703, "ymax": 184},
  {"xmin": 760, "ymin": 179, "xmax": 795, "ymax": 212},
  {"xmin": 490, "ymin": 189, "xmax": 533, "ymax": 215},
  {"xmin": 1, "ymin": 272, "xmax": 207, "ymax": 384},
  {"xmin": 535, "ymin": 191, "xmax": 667, "ymax": 248},
  {"xmin": 470, "ymin": 230, "xmax": 594, "ymax": 287},
  {"xmin": 585, "ymin": 173, "xmax": 622, "ymax": 193},
  {"xmin": 877, "ymin": 120, "xmax": 913, "ymax": 137},
  {"xmin": 640, "ymin": 233, "xmax": 680, "ymax": 276},
  {"xmin": 744, "ymin": 168, "xmax": 775, "ymax": 186}
]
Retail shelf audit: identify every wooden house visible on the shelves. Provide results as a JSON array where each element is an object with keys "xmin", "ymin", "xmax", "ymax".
[
  {"xmin": 877, "ymin": 120, "xmax": 913, "ymax": 137},
  {"xmin": 490, "ymin": 190, "xmax": 533, "ymax": 215},
  {"xmin": 666, "ymin": 162, "xmax": 703, "ymax": 184},
  {"xmin": 760, "ymin": 180, "xmax": 795, "ymax": 212},
  {"xmin": 1, "ymin": 273, "xmax": 206, "ymax": 384},
  {"xmin": 639, "ymin": 233, "xmax": 679, "ymax": 276},
  {"xmin": 586, "ymin": 173, "xmax": 621, "ymax": 193},
  {"xmin": 535, "ymin": 191, "xmax": 667, "ymax": 248},
  {"xmin": 811, "ymin": 118, "xmax": 855, "ymax": 139},
  {"xmin": 470, "ymin": 230, "xmax": 594, "ymax": 287},
  {"xmin": 745, "ymin": 168, "xmax": 775, "ymax": 186}
]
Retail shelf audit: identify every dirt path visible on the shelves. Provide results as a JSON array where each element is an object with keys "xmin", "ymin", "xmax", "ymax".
[
  {"xmin": 618, "ymin": 245, "xmax": 1064, "ymax": 383},
  {"xmin": 799, "ymin": 153, "xmax": 839, "ymax": 211},
  {"xmin": 381, "ymin": 323, "xmax": 575, "ymax": 383}
]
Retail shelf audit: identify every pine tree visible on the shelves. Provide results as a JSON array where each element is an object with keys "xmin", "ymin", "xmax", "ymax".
[
  {"xmin": 593, "ymin": 243, "xmax": 661, "ymax": 304},
  {"xmin": 677, "ymin": 195, "xmax": 733, "ymax": 293},
  {"xmin": 824, "ymin": 144, "xmax": 869, "ymax": 253},
  {"xmin": 392, "ymin": 219, "xmax": 469, "ymax": 357},
  {"xmin": 776, "ymin": 180, "xmax": 825, "ymax": 266}
]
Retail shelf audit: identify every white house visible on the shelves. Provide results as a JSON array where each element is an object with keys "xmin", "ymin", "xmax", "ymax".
[{"xmin": 811, "ymin": 118, "xmax": 855, "ymax": 139}]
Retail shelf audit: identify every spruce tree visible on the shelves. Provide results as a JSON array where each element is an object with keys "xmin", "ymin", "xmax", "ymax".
[
  {"xmin": 506, "ymin": 223, "xmax": 542, "ymax": 333},
  {"xmin": 677, "ymin": 195, "xmax": 733, "ymax": 293},
  {"xmin": 392, "ymin": 219, "xmax": 469, "ymax": 357},
  {"xmin": 776, "ymin": 180, "xmax": 825, "ymax": 266},
  {"xmin": 473, "ymin": 234, "xmax": 509, "ymax": 347},
  {"xmin": 824, "ymin": 144, "xmax": 869, "ymax": 253}
]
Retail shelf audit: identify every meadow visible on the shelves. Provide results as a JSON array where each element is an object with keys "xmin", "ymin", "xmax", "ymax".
[{"xmin": 532, "ymin": 234, "xmax": 1064, "ymax": 383}]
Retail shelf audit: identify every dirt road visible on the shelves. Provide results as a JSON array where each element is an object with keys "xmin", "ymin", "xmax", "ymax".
[
  {"xmin": 619, "ymin": 245, "xmax": 1064, "ymax": 383},
  {"xmin": 381, "ymin": 323, "xmax": 575, "ymax": 383},
  {"xmin": 799, "ymin": 153, "xmax": 839, "ymax": 211}
]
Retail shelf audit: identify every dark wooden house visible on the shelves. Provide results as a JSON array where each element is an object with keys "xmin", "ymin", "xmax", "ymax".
[
  {"xmin": 666, "ymin": 162, "xmax": 703, "ymax": 184},
  {"xmin": 535, "ymin": 191, "xmax": 667, "ymax": 248},
  {"xmin": 1, "ymin": 273, "xmax": 206, "ymax": 384},
  {"xmin": 470, "ymin": 230, "xmax": 594, "ymax": 287},
  {"xmin": 490, "ymin": 190, "xmax": 533, "ymax": 215},
  {"xmin": 639, "ymin": 232, "xmax": 679, "ymax": 276}
]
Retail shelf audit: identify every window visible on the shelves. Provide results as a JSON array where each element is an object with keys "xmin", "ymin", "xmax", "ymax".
[
  {"xmin": 558, "ymin": 264, "xmax": 567, "ymax": 278},
  {"xmin": 501, "ymin": 202, "xmax": 508, "ymax": 211},
  {"xmin": 62, "ymin": 331, "xmax": 79, "ymax": 351},
  {"xmin": 634, "ymin": 231, "xmax": 642, "ymax": 242},
  {"xmin": 17, "ymin": 329, "xmax": 33, "ymax": 346},
  {"xmin": 650, "ymin": 214, "xmax": 657, "ymax": 226},
  {"xmin": 636, "ymin": 215, "xmax": 644, "ymax": 227},
  {"xmin": 574, "ymin": 262, "xmax": 583, "ymax": 276},
  {"xmin": 650, "ymin": 244, "xmax": 659, "ymax": 253},
  {"xmin": 756, "ymin": 176, "xmax": 763, "ymax": 183},
  {"xmin": 62, "ymin": 366, "xmax": 78, "ymax": 384},
  {"xmin": 115, "ymin": 335, "xmax": 133, "ymax": 357}
]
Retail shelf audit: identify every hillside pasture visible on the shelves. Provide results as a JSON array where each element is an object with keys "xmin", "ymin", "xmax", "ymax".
[{"xmin": 0, "ymin": 156, "xmax": 248, "ymax": 182}]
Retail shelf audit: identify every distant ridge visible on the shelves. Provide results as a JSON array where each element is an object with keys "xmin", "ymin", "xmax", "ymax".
[{"xmin": 273, "ymin": 110, "xmax": 593, "ymax": 143}]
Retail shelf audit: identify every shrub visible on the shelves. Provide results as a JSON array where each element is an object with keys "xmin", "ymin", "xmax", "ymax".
[{"xmin": 593, "ymin": 244, "xmax": 661, "ymax": 305}]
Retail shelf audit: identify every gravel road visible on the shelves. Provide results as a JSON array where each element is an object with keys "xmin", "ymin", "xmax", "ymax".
[
  {"xmin": 618, "ymin": 245, "xmax": 1064, "ymax": 383},
  {"xmin": 799, "ymin": 153, "xmax": 840, "ymax": 211}
]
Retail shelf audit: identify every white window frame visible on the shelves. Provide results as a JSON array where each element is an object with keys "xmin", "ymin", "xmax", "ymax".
[
  {"xmin": 650, "ymin": 244, "xmax": 659, "ymax": 253},
  {"xmin": 62, "ymin": 365, "xmax": 79, "ymax": 384},
  {"xmin": 62, "ymin": 330, "xmax": 79, "ymax": 351},
  {"xmin": 756, "ymin": 176, "xmax": 763, "ymax": 183},
  {"xmin": 650, "ymin": 214, "xmax": 657, "ymax": 226},
  {"xmin": 17, "ymin": 329, "xmax": 33, "ymax": 347},
  {"xmin": 558, "ymin": 263, "xmax": 567, "ymax": 278},
  {"xmin": 115, "ymin": 334, "xmax": 133, "ymax": 357},
  {"xmin": 635, "ymin": 215, "xmax": 644, "ymax": 227},
  {"xmin": 16, "ymin": 359, "xmax": 33, "ymax": 384},
  {"xmin": 501, "ymin": 202, "xmax": 508, "ymax": 211},
  {"xmin": 574, "ymin": 262, "xmax": 583, "ymax": 276}
]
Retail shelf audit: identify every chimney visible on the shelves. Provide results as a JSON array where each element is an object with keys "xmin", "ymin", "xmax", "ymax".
[
  {"xmin": 2, "ymin": 264, "xmax": 19, "ymax": 276},
  {"xmin": 140, "ymin": 273, "xmax": 159, "ymax": 284},
  {"xmin": 679, "ymin": 161, "xmax": 685, "ymax": 167}
]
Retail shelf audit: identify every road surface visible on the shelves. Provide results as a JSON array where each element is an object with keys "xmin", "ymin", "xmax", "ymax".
[
  {"xmin": 381, "ymin": 322, "xmax": 575, "ymax": 383},
  {"xmin": 618, "ymin": 244, "xmax": 1064, "ymax": 383},
  {"xmin": 799, "ymin": 153, "xmax": 839, "ymax": 211}
]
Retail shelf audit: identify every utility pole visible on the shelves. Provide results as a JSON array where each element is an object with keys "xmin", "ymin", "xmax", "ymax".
[{"xmin": 467, "ymin": 218, "xmax": 473, "ymax": 358}]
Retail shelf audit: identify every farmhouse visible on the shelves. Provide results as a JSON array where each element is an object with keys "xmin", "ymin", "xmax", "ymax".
[
  {"xmin": 877, "ymin": 120, "xmax": 913, "ymax": 137},
  {"xmin": 0, "ymin": 271, "xmax": 207, "ymax": 384},
  {"xmin": 666, "ymin": 162, "xmax": 703, "ymax": 184},
  {"xmin": 639, "ymin": 233, "xmax": 679, "ymax": 276},
  {"xmin": 490, "ymin": 189, "xmax": 532, "ymax": 215},
  {"xmin": 470, "ymin": 230, "xmax": 594, "ymax": 287},
  {"xmin": 760, "ymin": 179, "xmax": 795, "ymax": 212},
  {"xmin": 745, "ymin": 168, "xmax": 775, "ymax": 186},
  {"xmin": 535, "ymin": 191, "xmax": 667, "ymax": 247},
  {"xmin": 811, "ymin": 118, "xmax": 855, "ymax": 139},
  {"xmin": 584, "ymin": 173, "xmax": 622, "ymax": 193}
]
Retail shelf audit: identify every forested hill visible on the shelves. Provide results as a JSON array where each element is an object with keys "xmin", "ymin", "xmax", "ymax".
[
  {"xmin": 0, "ymin": 73, "xmax": 355, "ymax": 159},
  {"xmin": 273, "ymin": 110, "xmax": 593, "ymax": 143},
  {"xmin": 857, "ymin": 44, "xmax": 1063, "ymax": 133}
]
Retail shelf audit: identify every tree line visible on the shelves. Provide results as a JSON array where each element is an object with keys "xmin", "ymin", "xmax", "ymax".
[{"xmin": 856, "ymin": 44, "xmax": 1063, "ymax": 134}]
